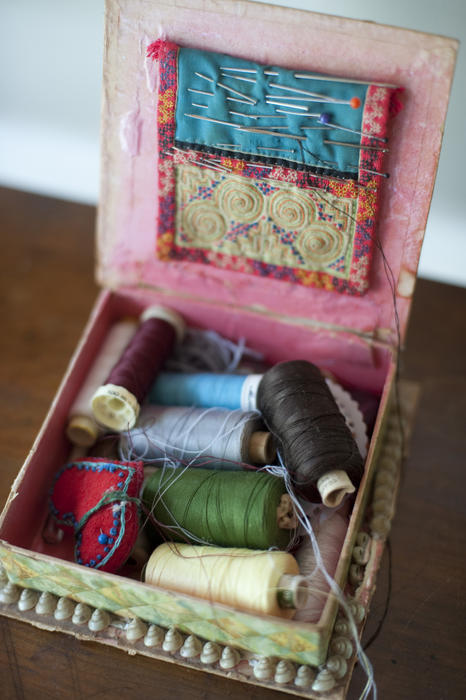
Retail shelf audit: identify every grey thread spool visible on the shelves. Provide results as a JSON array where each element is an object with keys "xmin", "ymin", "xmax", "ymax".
[
  {"xmin": 257, "ymin": 360, "xmax": 364, "ymax": 505},
  {"xmin": 120, "ymin": 406, "xmax": 275, "ymax": 469}
]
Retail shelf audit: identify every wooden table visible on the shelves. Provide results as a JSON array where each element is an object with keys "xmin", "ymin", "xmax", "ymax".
[{"xmin": 1, "ymin": 187, "xmax": 465, "ymax": 699}]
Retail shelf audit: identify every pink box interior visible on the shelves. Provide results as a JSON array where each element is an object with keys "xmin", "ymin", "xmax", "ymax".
[{"xmin": 1, "ymin": 287, "xmax": 393, "ymax": 556}]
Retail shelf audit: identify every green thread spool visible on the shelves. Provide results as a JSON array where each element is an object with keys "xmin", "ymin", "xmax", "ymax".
[{"xmin": 142, "ymin": 467, "xmax": 295, "ymax": 550}]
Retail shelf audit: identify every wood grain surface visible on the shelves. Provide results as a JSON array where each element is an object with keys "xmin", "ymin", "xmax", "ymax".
[{"xmin": 1, "ymin": 187, "xmax": 465, "ymax": 699}]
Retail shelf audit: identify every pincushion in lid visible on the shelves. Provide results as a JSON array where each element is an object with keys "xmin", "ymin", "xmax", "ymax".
[{"xmin": 148, "ymin": 39, "xmax": 400, "ymax": 295}]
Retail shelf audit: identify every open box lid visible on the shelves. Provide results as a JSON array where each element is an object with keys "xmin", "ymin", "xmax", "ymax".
[{"xmin": 97, "ymin": 0, "xmax": 457, "ymax": 352}]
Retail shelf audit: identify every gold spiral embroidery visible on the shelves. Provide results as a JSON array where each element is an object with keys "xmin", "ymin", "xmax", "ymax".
[
  {"xmin": 215, "ymin": 178, "xmax": 263, "ymax": 223},
  {"xmin": 181, "ymin": 202, "xmax": 227, "ymax": 244},
  {"xmin": 269, "ymin": 189, "xmax": 315, "ymax": 231},
  {"xmin": 296, "ymin": 224, "xmax": 345, "ymax": 266}
]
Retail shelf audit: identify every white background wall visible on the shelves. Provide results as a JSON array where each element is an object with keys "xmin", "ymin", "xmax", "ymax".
[{"xmin": 1, "ymin": 0, "xmax": 465, "ymax": 286}]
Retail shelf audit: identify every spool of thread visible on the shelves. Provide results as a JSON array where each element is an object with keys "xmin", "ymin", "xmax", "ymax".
[
  {"xmin": 257, "ymin": 360, "xmax": 364, "ymax": 506},
  {"xmin": 91, "ymin": 306, "xmax": 185, "ymax": 431},
  {"xmin": 294, "ymin": 511, "xmax": 348, "ymax": 623},
  {"xmin": 66, "ymin": 318, "xmax": 138, "ymax": 446},
  {"xmin": 145, "ymin": 543, "xmax": 308, "ymax": 618},
  {"xmin": 149, "ymin": 372, "xmax": 368, "ymax": 458},
  {"xmin": 165, "ymin": 328, "xmax": 264, "ymax": 374},
  {"xmin": 149, "ymin": 372, "xmax": 262, "ymax": 411},
  {"xmin": 120, "ymin": 406, "xmax": 275, "ymax": 468},
  {"xmin": 142, "ymin": 467, "xmax": 296, "ymax": 549}
]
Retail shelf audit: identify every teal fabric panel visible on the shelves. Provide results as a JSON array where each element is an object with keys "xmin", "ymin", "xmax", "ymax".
[{"xmin": 175, "ymin": 47, "xmax": 368, "ymax": 173}]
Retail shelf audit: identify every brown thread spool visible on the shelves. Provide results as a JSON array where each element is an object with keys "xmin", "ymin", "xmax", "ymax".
[
  {"xmin": 257, "ymin": 360, "xmax": 364, "ymax": 505},
  {"xmin": 92, "ymin": 306, "xmax": 185, "ymax": 431}
]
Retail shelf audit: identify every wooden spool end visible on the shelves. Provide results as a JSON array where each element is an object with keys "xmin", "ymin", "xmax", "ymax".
[{"xmin": 248, "ymin": 430, "xmax": 276, "ymax": 464}]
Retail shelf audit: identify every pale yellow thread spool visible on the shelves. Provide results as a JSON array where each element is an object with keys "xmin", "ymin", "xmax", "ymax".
[{"xmin": 145, "ymin": 543, "xmax": 307, "ymax": 619}]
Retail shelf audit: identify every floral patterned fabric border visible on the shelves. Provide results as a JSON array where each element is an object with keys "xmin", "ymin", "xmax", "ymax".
[{"xmin": 148, "ymin": 40, "xmax": 399, "ymax": 295}]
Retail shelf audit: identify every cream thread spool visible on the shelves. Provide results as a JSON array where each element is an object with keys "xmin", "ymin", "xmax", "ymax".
[
  {"xmin": 145, "ymin": 543, "xmax": 308, "ymax": 618},
  {"xmin": 67, "ymin": 318, "xmax": 138, "ymax": 446}
]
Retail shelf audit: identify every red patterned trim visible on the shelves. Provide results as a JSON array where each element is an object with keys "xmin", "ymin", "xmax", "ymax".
[{"xmin": 149, "ymin": 41, "xmax": 178, "ymax": 260}]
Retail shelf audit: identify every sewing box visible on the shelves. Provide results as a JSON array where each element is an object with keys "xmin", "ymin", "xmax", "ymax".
[{"xmin": 0, "ymin": 1, "xmax": 457, "ymax": 697}]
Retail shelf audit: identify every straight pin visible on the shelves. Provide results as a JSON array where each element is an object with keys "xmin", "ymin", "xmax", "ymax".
[
  {"xmin": 228, "ymin": 113, "xmax": 288, "ymax": 128},
  {"xmin": 248, "ymin": 163, "xmax": 274, "ymax": 169},
  {"xmin": 257, "ymin": 146, "xmax": 295, "ymax": 153},
  {"xmin": 266, "ymin": 100, "xmax": 308, "ymax": 111},
  {"xmin": 308, "ymin": 169, "xmax": 367, "ymax": 188},
  {"xmin": 215, "ymin": 143, "xmax": 241, "ymax": 149},
  {"xmin": 360, "ymin": 167, "xmax": 390, "ymax": 178},
  {"xmin": 188, "ymin": 88, "xmax": 214, "ymax": 97},
  {"xmin": 190, "ymin": 159, "xmax": 229, "ymax": 174},
  {"xmin": 192, "ymin": 103, "xmax": 208, "ymax": 109},
  {"xmin": 324, "ymin": 139, "xmax": 389, "ymax": 152},
  {"xmin": 221, "ymin": 74, "xmax": 256, "ymax": 84},
  {"xmin": 236, "ymin": 126, "xmax": 306, "ymax": 141},
  {"xmin": 197, "ymin": 158, "xmax": 230, "ymax": 172},
  {"xmin": 195, "ymin": 72, "xmax": 215, "ymax": 83},
  {"xmin": 301, "ymin": 161, "xmax": 338, "ymax": 169},
  {"xmin": 237, "ymin": 125, "xmax": 289, "ymax": 130},
  {"xmin": 267, "ymin": 96, "xmax": 335, "ymax": 104},
  {"xmin": 318, "ymin": 113, "xmax": 388, "ymax": 142},
  {"xmin": 185, "ymin": 113, "xmax": 241, "ymax": 128},
  {"xmin": 229, "ymin": 111, "xmax": 258, "ymax": 120},
  {"xmin": 217, "ymin": 81, "xmax": 256, "ymax": 104},
  {"xmin": 300, "ymin": 126, "xmax": 331, "ymax": 130},
  {"xmin": 302, "ymin": 145, "xmax": 338, "ymax": 165},
  {"xmin": 229, "ymin": 111, "xmax": 287, "ymax": 119},
  {"xmin": 226, "ymin": 97, "xmax": 254, "ymax": 105},
  {"xmin": 266, "ymin": 94, "xmax": 329, "ymax": 101},
  {"xmin": 294, "ymin": 73, "xmax": 398, "ymax": 89},
  {"xmin": 269, "ymin": 82, "xmax": 340, "ymax": 102},
  {"xmin": 264, "ymin": 70, "xmax": 279, "ymax": 76},
  {"xmin": 268, "ymin": 94, "xmax": 361, "ymax": 107},
  {"xmin": 220, "ymin": 67, "xmax": 257, "ymax": 74},
  {"xmin": 276, "ymin": 109, "xmax": 320, "ymax": 116}
]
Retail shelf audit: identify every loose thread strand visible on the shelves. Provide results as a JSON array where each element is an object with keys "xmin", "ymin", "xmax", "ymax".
[{"xmin": 267, "ymin": 462, "xmax": 376, "ymax": 700}]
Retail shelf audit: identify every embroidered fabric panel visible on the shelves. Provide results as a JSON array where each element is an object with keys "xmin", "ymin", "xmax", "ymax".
[
  {"xmin": 148, "ymin": 40, "xmax": 399, "ymax": 295},
  {"xmin": 175, "ymin": 163, "xmax": 357, "ymax": 278}
]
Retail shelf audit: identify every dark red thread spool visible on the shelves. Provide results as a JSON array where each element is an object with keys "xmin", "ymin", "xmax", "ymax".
[
  {"xmin": 92, "ymin": 306, "xmax": 185, "ymax": 431},
  {"xmin": 257, "ymin": 360, "xmax": 365, "ymax": 506}
]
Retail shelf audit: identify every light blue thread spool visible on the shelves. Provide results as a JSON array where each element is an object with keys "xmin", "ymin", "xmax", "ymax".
[
  {"xmin": 149, "ymin": 372, "xmax": 263, "ymax": 411},
  {"xmin": 120, "ymin": 406, "xmax": 275, "ymax": 468}
]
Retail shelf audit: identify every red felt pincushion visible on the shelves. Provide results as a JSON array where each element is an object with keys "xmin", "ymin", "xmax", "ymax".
[{"xmin": 49, "ymin": 458, "xmax": 144, "ymax": 573}]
